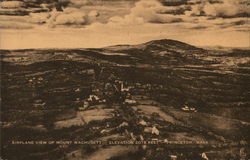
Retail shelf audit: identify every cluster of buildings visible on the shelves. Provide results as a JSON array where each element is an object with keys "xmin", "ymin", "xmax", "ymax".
[
  {"xmin": 77, "ymin": 68, "xmax": 167, "ymax": 111},
  {"xmin": 78, "ymin": 78, "xmax": 138, "ymax": 110},
  {"xmin": 181, "ymin": 105, "xmax": 197, "ymax": 112}
]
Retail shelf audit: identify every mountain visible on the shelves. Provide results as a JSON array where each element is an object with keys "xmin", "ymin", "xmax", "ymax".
[{"xmin": 1, "ymin": 39, "xmax": 206, "ymax": 66}]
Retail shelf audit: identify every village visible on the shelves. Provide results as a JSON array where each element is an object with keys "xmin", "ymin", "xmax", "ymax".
[{"xmin": 56, "ymin": 68, "xmax": 213, "ymax": 160}]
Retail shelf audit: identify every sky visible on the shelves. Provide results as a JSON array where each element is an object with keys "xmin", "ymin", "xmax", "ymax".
[{"xmin": 0, "ymin": 0, "xmax": 249, "ymax": 49}]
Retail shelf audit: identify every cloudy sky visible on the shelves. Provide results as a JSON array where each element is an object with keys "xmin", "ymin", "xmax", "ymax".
[{"xmin": 0, "ymin": 0, "xmax": 249, "ymax": 49}]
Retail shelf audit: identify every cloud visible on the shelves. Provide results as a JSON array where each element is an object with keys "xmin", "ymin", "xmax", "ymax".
[
  {"xmin": 186, "ymin": 0, "xmax": 250, "ymax": 18},
  {"xmin": 28, "ymin": 7, "xmax": 100, "ymax": 27},
  {"xmin": 0, "ymin": 1, "xmax": 25, "ymax": 9},
  {"xmin": 68, "ymin": 0, "xmax": 94, "ymax": 7},
  {"xmin": 0, "ymin": 1, "xmax": 29, "ymax": 16},
  {"xmin": 156, "ymin": 5, "xmax": 191, "ymax": 15},
  {"xmin": 0, "ymin": 8, "xmax": 29, "ymax": 16},
  {"xmin": 1, "ymin": 0, "xmax": 249, "ymax": 32},
  {"xmin": 209, "ymin": 18, "xmax": 250, "ymax": 30},
  {"xmin": 159, "ymin": 0, "xmax": 188, "ymax": 6},
  {"xmin": 1, "ymin": 0, "xmax": 249, "ymax": 49},
  {"xmin": 53, "ymin": 9, "xmax": 87, "ymax": 25},
  {"xmin": 52, "ymin": 9, "xmax": 99, "ymax": 26},
  {"xmin": 0, "ymin": 0, "xmax": 50, "ymax": 16},
  {"xmin": 108, "ymin": 0, "xmax": 183, "ymax": 25},
  {"xmin": 29, "ymin": 12, "xmax": 51, "ymax": 24}
]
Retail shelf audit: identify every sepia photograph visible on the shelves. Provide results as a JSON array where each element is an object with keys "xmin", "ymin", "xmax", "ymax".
[{"xmin": 0, "ymin": 0, "xmax": 250, "ymax": 159}]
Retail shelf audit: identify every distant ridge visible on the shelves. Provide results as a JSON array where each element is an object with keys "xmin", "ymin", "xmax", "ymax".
[
  {"xmin": 1, "ymin": 39, "xmax": 203, "ymax": 52},
  {"xmin": 141, "ymin": 39, "xmax": 203, "ymax": 50},
  {"xmin": 106, "ymin": 39, "xmax": 203, "ymax": 52}
]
